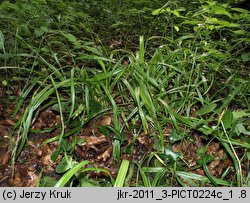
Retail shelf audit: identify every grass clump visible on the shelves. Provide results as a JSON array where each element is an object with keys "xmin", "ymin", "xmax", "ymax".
[{"xmin": 0, "ymin": 0, "xmax": 249, "ymax": 187}]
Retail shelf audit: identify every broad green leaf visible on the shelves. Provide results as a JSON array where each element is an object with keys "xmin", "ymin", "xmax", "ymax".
[
  {"xmin": 52, "ymin": 101, "xmax": 69, "ymax": 112},
  {"xmin": 231, "ymin": 7, "xmax": 250, "ymax": 13},
  {"xmin": 176, "ymin": 171, "xmax": 207, "ymax": 181},
  {"xmin": 173, "ymin": 10, "xmax": 180, "ymax": 17},
  {"xmin": 182, "ymin": 20, "xmax": 200, "ymax": 25},
  {"xmin": 222, "ymin": 109, "xmax": 234, "ymax": 129},
  {"xmin": 61, "ymin": 140, "xmax": 72, "ymax": 152},
  {"xmin": 212, "ymin": 6, "xmax": 232, "ymax": 18},
  {"xmin": 232, "ymin": 110, "xmax": 250, "ymax": 120},
  {"xmin": 39, "ymin": 176, "xmax": 58, "ymax": 187},
  {"xmin": 233, "ymin": 30, "xmax": 246, "ymax": 35},
  {"xmin": 79, "ymin": 175, "xmax": 101, "ymax": 187},
  {"xmin": 176, "ymin": 171, "xmax": 231, "ymax": 186},
  {"xmin": 85, "ymin": 68, "xmax": 123, "ymax": 82},
  {"xmin": 56, "ymin": 156, "xmax": 73, "ymax": 174},
  {"xmin": 197, "ymin": 103, "xmax": 217, "ymax": 116},
  {"xmin": 216, "ymin": 21, "xmax": 240, "ymax": 28},
  {"xmin": 61, "ymin": 32, "xmax": 77, "ymax": 43},
  {"xmin": 198, "ymin": 125, "xmax": 215, "ymax": 135},
  {"xmin": 114, "ymin": 159, "xmax": 130, "ymax": 187},
  {"xmin": 83, "ymin": 45, "xmax": 102, "ymax": 56},
  {"xmin": 152, "ymin": 8, "xmax": 166, "ymax": 15},
  {"xmin": 54, "ymin": 161, "xmax": 90, "ymax": 187},
  {"xmin": 193, "ymin": 7, "xmax": 209, "ymax": 17}
]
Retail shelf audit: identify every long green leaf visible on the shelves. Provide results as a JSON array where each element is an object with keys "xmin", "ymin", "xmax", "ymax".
[
  {"xmin": 54, "ymin": 161, "xmax": 90, "ymax": 187},
  {"xmin": 114, "ymin": 159, "xmax": 130, "ymax": 187}
]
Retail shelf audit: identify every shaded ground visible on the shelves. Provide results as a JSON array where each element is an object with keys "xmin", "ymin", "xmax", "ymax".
[{"xmin": 0, "ymin": 86, "xmax": 248, "ymax": 187}]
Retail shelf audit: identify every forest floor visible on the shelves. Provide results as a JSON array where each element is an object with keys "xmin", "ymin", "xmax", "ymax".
[
  {"xmin": 0, "ymin": 0, "xmax": 249, "ymax": 187},
  {"xmin": 0, "ymin": 89, "xmax": 248, "ymax": 186}
]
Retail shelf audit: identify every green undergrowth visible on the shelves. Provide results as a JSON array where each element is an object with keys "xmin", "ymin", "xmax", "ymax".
[{"xmin": 0, "ymin": 0, "xmax": 249, "ymax": 187}]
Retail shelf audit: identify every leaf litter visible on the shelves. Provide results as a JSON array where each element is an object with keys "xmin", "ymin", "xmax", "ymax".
[{"xmin": 0, "ymin": 95, "xmax": 248, "ymax": 186}]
